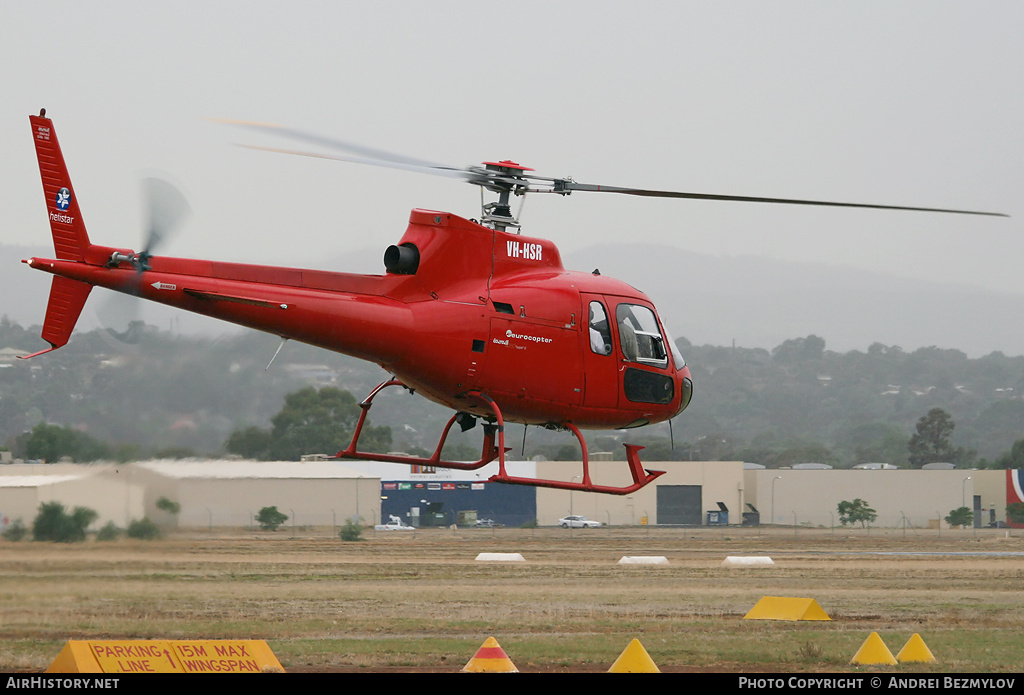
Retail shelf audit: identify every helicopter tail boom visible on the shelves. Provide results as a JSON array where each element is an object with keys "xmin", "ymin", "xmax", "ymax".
[
  {"xmin": 24, "ymin": 111, "xmax": 414, "ymax": 363},
  {"xmin": 25, "ymin": 251, "xmax": 413, "ymax": 366}
]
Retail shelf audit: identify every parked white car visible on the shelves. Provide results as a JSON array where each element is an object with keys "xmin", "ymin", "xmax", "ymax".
[
  {"xmin": 558, "ymin": 515, "xmax": 601, "ymax": 528},
  {"xmin": 374, "ymin": 515, "xmax": 415, "ymax": 531}
]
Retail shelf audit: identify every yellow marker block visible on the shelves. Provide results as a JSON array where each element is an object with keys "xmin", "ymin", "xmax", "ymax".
[
  {"xmin": 896, "ymin": 633, "xmax": 936, "ymax": 663},
  {"xmin": 608, "ymin": 638, "xmax": 660, "ymax": 673},
  {"xmin": 850, "ymin": 632, "xmax": 897, "ymax": 666},
  {"xmin": 46, "ymin": 642, "xmax": 103, "ymax": 674},
  {"xmin": 461, "ymin": 636, "xmax": 518, "ymax": 673},
  {"xmin": 171, "ymin": 640, "xmax": 284, "ymax": 673},
  {"xmin": 89, "ymin": 641, "xmax": 182, "ymax": 673},
  {"xmin": 743, "ymin": 597, "xmax": 831, "ymax": 621},
  {"xmin": 46, "ymin": 640, "xmax": 284, "ymax": 674}
]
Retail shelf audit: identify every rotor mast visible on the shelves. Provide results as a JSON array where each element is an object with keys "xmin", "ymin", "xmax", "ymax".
[{"xmin": 477, "ymin": 160, "xmax": 533, "ymax": 233}]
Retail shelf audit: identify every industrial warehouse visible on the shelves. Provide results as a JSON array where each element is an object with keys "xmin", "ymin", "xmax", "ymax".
[{"xmin": 0, "ymin": 458, "xmax": 1018, "ymax": 533}]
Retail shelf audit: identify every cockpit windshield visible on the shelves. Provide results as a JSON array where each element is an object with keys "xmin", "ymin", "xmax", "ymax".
[
  {"xmin": 615, "ymin": 303, "xmax": 668, "ymax": 367},
  {"xmin": 662, "ymin": 327, "xmax": 686, "ymax": 369}
]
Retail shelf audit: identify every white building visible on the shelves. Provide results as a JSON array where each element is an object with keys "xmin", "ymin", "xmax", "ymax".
[{"xmin": 0, "ymin": 460, "xmax": 379, "ymax": 530}]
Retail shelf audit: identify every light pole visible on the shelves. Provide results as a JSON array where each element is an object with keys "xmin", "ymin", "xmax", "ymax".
[
  {"xmin": 962, "ymin": 476, "xmax": 974, "ymax": 531},
  {"xmin": 570, "ymin": 475, "xmax": 580, "ymax": 517},
  {"xmin": 962, "ymin": 476, "xmax": 972, "ymax": 509},
  {"xmin": 771, "ymin": 476, "xmax": 782, "ymax": 526},
  {"xmin": 569, "ymin": 475, "xmax": 580, "ymax": 534}
]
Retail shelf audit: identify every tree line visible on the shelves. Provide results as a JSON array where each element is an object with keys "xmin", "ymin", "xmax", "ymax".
[{"xmin": 3, "ymin": 318, "xmax": 1024, "ymax": 468}]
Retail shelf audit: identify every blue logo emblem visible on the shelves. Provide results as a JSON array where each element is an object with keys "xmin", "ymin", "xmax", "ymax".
[{"xmin": 56, "ymin": 187, "xmax": 71, "ymax": 211}]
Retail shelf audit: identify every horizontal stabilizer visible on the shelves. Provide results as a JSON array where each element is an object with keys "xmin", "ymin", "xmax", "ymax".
[{"xmin": 34, "ymin": 276, "xmax": 92, "ymax": 355}]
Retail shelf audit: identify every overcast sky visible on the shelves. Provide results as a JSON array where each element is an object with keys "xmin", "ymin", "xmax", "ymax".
[{"xmin": 2, "ymin": 2, "xmax": 1021, "ymax": 338}]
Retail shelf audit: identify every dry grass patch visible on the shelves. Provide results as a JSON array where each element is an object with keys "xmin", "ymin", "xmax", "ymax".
[{"xmin": 0, "ymin": 528, "xmax": 1021, "ymax": 672}]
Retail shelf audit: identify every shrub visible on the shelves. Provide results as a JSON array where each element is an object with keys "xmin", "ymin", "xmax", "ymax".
[
  {"xmin": 96, "ymin": 521, "xmax": 122, "ymax": 541},
  {"xmin": 256, "ymin": 506, "xmax": 288, "ymax": 531},
  {"xmin": 126, "ymin": 517, "xmax": 161, "ymax": 540},
  {"xmin": 339, "ymin": 518, "xmax": 364, "ymax": 542},
  {"xmin": 155, "ymin": 497, "xmax": 181, "ymax": 515},
  {"xmin": 33, "ymin": 502, "xmax": 97, "ymax": 543},
  {"xmin": 945, "ymin": 506, "xmax": 973, "ymax": 529},
  {"xmin": 797, "ymin": 640, "xmax": 825, "ymax": 663},
  {"xmin": 2, "ymin": 520, "xmax": 27, "ymax": 542},
  {"xmin": 837, "ymin": 498, "xmax": 877, "ymax": 528}
]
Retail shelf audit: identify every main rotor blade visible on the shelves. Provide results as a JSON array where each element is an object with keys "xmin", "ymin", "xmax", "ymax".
[
  {"xmin": 557, "ymin": 181, "xmax": 1008, "ymax": 217},
  {"xmin": 217, "ymin": 119, "xmax": 458, "ymax": 172},
  {"xmin": 238, "ymin": 144, "xmax": 475, "ymax": 181},
  {"xmin": 220, "ymin": 119, "xmax": 531, "ymax": 190},
  {"xmin": 216, "ymin": 119, "xmax": 1007, "ymax": 218}
]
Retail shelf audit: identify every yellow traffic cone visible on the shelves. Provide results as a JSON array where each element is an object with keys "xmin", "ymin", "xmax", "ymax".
[
  {"xmin": 461, "ymin": 636, "xmax": 518, "ymax": 673},
  {"xmin": 608, "ymin": 638, "xmax": 660, "ymax": 673},
  {"xmin": 897, "ymin": 633, "xmax": 936, "ymax": 663},
  {"xmin": 850, "ymin": 632, "xmax": 897, "ymax": 665}
]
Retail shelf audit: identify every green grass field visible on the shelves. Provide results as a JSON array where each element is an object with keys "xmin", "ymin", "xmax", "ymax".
[{"xmin": 1, "ymin": 526, "xmax": 1021, "ymax": 673}]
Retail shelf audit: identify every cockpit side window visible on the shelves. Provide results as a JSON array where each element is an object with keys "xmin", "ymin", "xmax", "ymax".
[
  {"xmin": 588, "ymin": 301, "xmax": 613, "ymax": 355},
  {"xmin": 615, "ymin": 303, "xmax": 668, "ymax": 366}
]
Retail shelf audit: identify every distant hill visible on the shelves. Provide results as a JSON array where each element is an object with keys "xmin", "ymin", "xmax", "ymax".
[
  {"xmin": 1, "ymin": 244, "xmax": 48, "ymax": 329},
  {"xmin": 5, "ymin": 242, "xmax": 1022, "ymax": 357},
  {"xmin": 564, "ymin": 244, "xmax": 1024, "ymax": 358}
]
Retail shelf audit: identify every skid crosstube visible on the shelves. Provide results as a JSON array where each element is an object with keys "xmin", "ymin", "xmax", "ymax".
[
  {"xmin": 335, "ymin": 379, "xmax": 505, "ymax": 470},
  {"xmin": 335, "ymin": 379, "xmax": 665, "ymax": 495}
]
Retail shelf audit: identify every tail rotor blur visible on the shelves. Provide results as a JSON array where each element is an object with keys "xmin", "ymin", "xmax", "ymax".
[
  {"xmin": 138, "ymin": 175, "xmax": 191, "ymax": 269},
  {"xmin": 94, "ymin": 175, "xmax": 191, "ymax": 352}
]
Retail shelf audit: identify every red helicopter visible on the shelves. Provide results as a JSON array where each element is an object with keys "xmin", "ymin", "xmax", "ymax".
[{"xmin": 22, "ymin": 110, "xmax": 1005, "ymax": 495}]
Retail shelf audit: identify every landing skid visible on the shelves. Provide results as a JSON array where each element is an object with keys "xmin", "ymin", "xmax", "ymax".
[
  {"xmin": 335, "ymin": 379, "xmax": 665, "ymax": 495},
  {"xmin": 492, "ymin": 422, "xmax": 666, "ymax": 495}
]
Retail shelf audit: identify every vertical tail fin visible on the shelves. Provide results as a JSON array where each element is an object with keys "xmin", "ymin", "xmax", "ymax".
[
  {"xmin": 22, "ymin": 110, "xmax": 94, "ymax": 358},
  {"xmin": 30, "ymin": 109, "xmax": 91, "ymax": 260}
]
